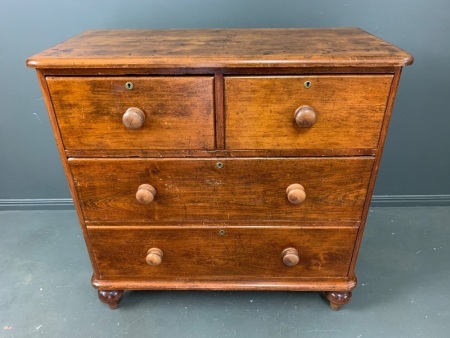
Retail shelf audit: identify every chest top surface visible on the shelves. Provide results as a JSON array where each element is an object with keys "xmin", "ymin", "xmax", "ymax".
[{"xmin": 26, "ymin": 28, "xmax": 413, "ymax": 69}]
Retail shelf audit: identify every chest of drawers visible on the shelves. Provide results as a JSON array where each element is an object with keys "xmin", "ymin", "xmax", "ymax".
[{"xmin": 27, "ymin": 28, "xmax": 412, "ymax": 310}]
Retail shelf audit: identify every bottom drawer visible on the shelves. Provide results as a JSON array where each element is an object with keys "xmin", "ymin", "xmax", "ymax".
[{"xmin": 88, "ymin": 226, "xmax": 358, "ymax": 280}]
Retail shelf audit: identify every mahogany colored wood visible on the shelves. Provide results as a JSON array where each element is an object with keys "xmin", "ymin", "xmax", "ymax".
[
  {"xmin": 69, "ymin": 157, "xmax": 373, "ymax": 222},
  {"xmin": 26, "ymin": 28, "xmax": 413, "ymax": 69},
  {"xmin": 348, "ymin": 69, "xmax": 405, "ymax": 276},
  {"xmin": 87, "ymin": 226, "xmax": 357, "ymax": 279},
  {"xmin": 282, "ymin": 248, "xmax": 300, "ymax": 267},
  {"xmin": 225, "ymin": 75, "xmax": 393, "ymax": 150},
  {"xmin": 98, "ymin": 290, "xmax": 124, "ymax": 310},
  {"xmin": 92, "ymin": 275, "xmax": 356, "ymax": 291},
  {"xmin": 64, "ymin": 148, "xmax": 379, "ymax": 158},
  {"xmin": 294, "ymin": 105, "xmax": 317, "ymax": 128},
  {"xmin": 136, "ymin": 184, "xmax": 156, "ymax": 205},
  {"xmin": 324, "ymin": 291, "xmax": 352, "ymax": 311},
  {"xmin": 37, "ymin": 66, "xmax": 400, "ymax": 77},
  {"xmin": 214, "ymin": 73, "xmax": 225, "ymax": 149},
  {"xmin": 46, "ymin": 76, "xmax": 215, "ymax": 151},
  {"xmin": 146, "ymin": 248, "xmax": 164, "ymax": 266},
  {"xmin": 27, "ymin": 28, "xmax": 412, "ymax": 310},
  {"xmin": 286, "ymin": 184, "xmax": 306, "ymax": 205},
  {"xmin": 35, "ymin": 70, "xmax": 103, "ymax": 280}
]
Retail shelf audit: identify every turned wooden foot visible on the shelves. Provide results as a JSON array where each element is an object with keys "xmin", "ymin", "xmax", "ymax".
[
  {"xmin": 98, "ymin": 290, "xmax": 124, "ymax": 309},
  {"xmin": 324, "ymin": 291, "xmax": 352, "ymax": 311}
]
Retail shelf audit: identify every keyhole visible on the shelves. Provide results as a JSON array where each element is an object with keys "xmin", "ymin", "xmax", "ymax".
[
  {"xmin": 304, "ymin": 81, "xmax": 312, "ymax": 89},
  {"xmin": 125, "ymin": 82, "xmax": 134, "ymax": 90}
]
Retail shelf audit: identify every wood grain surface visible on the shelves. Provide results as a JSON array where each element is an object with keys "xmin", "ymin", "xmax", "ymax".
[
  {"xmin": 69, "ymin": 157, "xmax": 374, "ymax": 222},
  {"xmin": 87, "ymin": 226, "xmax": 358, "ymax": 279},
  {"xmin": 47, "ymin": 76, "xmax": 214, "ymax": 150},
  {"xmin": 27, "ymin": 28, "xmax": 413, "ymax": 69},
  {"xmin": 225, "ymin": 75, "xmax": 393, "ymax": 149},
  {"xmin": 27, "ymin": 28, "xmax": 412, "ymax": 308}
]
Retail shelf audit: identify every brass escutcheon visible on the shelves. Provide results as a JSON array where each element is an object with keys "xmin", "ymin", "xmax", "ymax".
[{"xmin": 304, "ymin": 80, "xmax": 312, "ymax": 89}]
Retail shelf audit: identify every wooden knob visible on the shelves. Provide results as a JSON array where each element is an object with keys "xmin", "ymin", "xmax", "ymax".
[
  {"xmin": 136, "ymin": 184, "xmax": 156, "ymax": 204},
  {"xmin": 286, "ymin": 184, "xmax": 306, "ymax": 204},
  {"xmin": 294, "ymin": 105, "xmax": 316, "ymax": 128},
  {"xmin": 123, "ymin": 107, "xmax": 145, "ymax": 129},
  {"xmin": 282, "ymin": 248, "xmax": 299, "ymax": 267},
  {"xmin": 146, "ymin": 248, "xmax": 163, "ymax": 266}
]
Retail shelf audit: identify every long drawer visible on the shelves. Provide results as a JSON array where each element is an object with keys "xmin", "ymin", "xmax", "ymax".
[
  {"xmin": 88, "ymin": 226, "xmax": 358, "ymax": 279},
  {"xmin": 47, "ymin": 76, "xmax": 215, "ymax": 151},
  {"xmin": 225, "ymin": 75, "xmax": 393, "ymax": 150},
  {"xmin": 69, "ymin": 157, "xmax": 374, "ymax": 223}
]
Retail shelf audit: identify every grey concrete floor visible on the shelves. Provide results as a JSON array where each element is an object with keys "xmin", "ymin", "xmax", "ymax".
[{"xmin": 1, "ymin": 207, "xmax": 449, "ymax": 337}]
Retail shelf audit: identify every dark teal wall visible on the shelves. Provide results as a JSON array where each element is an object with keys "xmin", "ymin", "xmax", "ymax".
[{"xmin": 1, "ymin": 0, "xmax": 449, "ymax": 201}]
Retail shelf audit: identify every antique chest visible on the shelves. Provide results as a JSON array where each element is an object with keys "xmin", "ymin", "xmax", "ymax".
[{"xmin": 27, "ymin": 28, "xmax": 413, "ymax": 310}]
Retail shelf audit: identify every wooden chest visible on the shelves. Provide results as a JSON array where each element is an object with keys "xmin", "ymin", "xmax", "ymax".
[{"xmin": 27, "ymin": 28, "xmax": 412, "ymax": 310}]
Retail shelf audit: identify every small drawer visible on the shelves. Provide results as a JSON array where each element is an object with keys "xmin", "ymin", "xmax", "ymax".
[
  {"xmin": 225, "ymin": 75, "xmax": 393, "ymax": 150},
  {"xmin": 47, "ymin": 76, "xmax": 215, "ymax": 151},
  {"xmin": 88, "ymin": 226, "xmax": 358, "ymax": 279},
  {"xmin": 69, "ymin": 157, "xmax": 373, "ymax": 223}
]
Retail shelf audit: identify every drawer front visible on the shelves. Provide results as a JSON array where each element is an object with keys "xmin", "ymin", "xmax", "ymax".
[
  {"xmin": 70, "ymin": 157, "xmax": 373, "ymax": 222},
  {"xmin": 225, "ymin": 75, "xmax": 393, "ymax": 150},
  {"xmin": 88, "ymin": 226, "xmax": 358, "ymax": 279},
  {"xmin": 47, "ymin": 76, "xmax": 215, "ymax": 150}
]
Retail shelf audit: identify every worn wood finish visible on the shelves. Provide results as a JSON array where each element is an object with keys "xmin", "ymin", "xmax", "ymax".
[
  {"xmin": 324, "ymin": 291, "xmax": 353, "ymax": 311},
  {"xmin": 88, "ymin": 226, "xmax": 357, "ymax": 279},
  {"xmin": 37, "ymin": 66, "xmax": 400, "ymax": 77},
  {"xmin": 122, "ymin": 107, "xmax": 146, "ymax": 130},
  {"xmin": 27, "ymin": 28, "xmax": 413, "ymax": 69},
  {"xmin": 86, "ymin": 220, "xmax": 361, "ymax": 227},
  {"xmin": 35, "ymin": 70, "xmax": 101, "ymax": 279},
  {"xmin": 135, "ymin": 184, "xmax": 156, "ymax": 205},
  {"xmin": 98, "ymin": 290, "xmax": 124, "ymax": 310},
  {"xmin": 47, "ymin": 76, "xmax": 215, "ymax": 151},
  {"xmin": 28, "ymin": 28, "xmax": 412, "ymax": 310},
  {"xmin": 64, "ymin": 148, "xmax": 379, "ymax": 158},
  {"xmin": 282, "ymin": 248, "xmax": 300, "ymax": 267},
  {"xmin": 294, "ymin": 105, "xmax": 317, "ymax": 128},
  {"xmin": 92, "ymin": 276, "xmax": 356, "ymax": 292},
  {"xmin": 347, "ymin": 69, "xmax": 404, "ymax": 276},
  {"xmin": 225, "ymin": 75, "xmax": 393, "ymax": 149},
  {"xmin": 69, "ymin": 157, "xmax": 374, "ymax": 222},
  {"xmin": 286, "ymin": 184, "xmax": 307, "ymax": 205},
  {"xmin": 214, "ymin": 73, "xmax": 225, "ymax": 149},
  {"xmin": 145, "ymin": 248, "xmax": 164, "ymax": 266}
]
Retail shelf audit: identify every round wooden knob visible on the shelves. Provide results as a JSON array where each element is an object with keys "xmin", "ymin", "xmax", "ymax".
[
  {"xmin": 282, "ymin": 248, "xmax": 299, "ymax": 267},
  {"xmin": 286, "ymin": 184, "xmax": 306, "ymax": 204},
  {"xmin": 136, "ymin": 184, "xmax": 156, "ymax": 204},
  {"xmin": 294, "ymin": 105, "xmax": 316, "ymax": 128},
  {"xmin": 146, "ymin": 248, "xmax": 163, "ymax": 266},
  {"xmin": 123, "ymin": 107, "xmax": 145, "ymax": 129}
]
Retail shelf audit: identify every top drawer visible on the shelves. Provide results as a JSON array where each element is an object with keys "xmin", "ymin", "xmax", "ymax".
[
  {"xmin": 225, "ymin": 75, "xmax": 393, "ymax": 150},
  {"xmin": 47, "ymin": 76, "xmax": 215, "ymax": 151}
]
